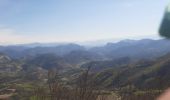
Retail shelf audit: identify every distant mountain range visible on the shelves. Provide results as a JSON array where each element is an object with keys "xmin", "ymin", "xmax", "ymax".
[
  {"xmin": 90, "ymin": 39, "xmax": 170, "ymax": 59},
  {"xmin": 0, "ymin": 39, "xmax": 170, "ymax": 60}
]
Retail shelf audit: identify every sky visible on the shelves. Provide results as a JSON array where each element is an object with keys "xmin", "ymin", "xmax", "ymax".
[{"xmin": 0, "ymin": 0, "xmax": 169, "ymax": 44}]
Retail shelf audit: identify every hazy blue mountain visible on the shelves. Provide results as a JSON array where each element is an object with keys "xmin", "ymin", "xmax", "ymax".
[
  {"xmin": 90, "ymin": 39, "xmax": 170, "ymax": 59},
  {"xmin": 22, "ymin": 43, "xmax": 85, "ymax": 57},
  {"xmin": 16, "ymin": 42, "xmax": 68, "ymax": 47},
  {"xmin": 0, "ymin": 39, "xmax": 170, "ymax": 60},
  {"xmin": 0, "ymin": 43, "xmax": 85, "ymax": 58}
]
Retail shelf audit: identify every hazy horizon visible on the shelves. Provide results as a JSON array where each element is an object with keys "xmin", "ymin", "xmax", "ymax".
[
  {"xmin": 0, "ymin": 0, "xmax": 169, "ymax": 44},
  {"xmin": 0, "ymin": 37, "xmax": 164, "ymax": 47}
]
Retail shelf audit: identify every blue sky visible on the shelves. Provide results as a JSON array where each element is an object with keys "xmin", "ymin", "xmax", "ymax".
[{"xmin": 0, "ymin": 0, "xmax": 169, "ymax": 44}]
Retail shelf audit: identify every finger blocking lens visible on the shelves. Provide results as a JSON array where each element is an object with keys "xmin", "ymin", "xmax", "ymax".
[{"xmin": 159, "ymin": 4, "xmax": 170, "ymax": 38}]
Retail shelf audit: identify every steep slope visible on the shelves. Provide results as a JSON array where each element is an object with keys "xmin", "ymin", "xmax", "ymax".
[{"xmin": 92, "ymin": 53, "xmax": 170, "ymax": 90}]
